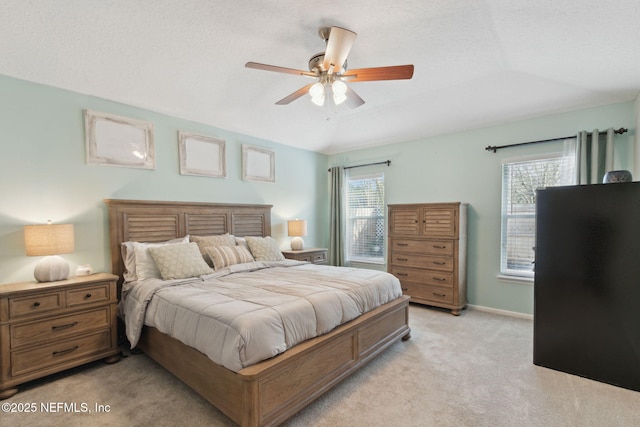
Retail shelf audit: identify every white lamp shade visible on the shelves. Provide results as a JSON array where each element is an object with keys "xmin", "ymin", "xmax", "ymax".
[
  {"xmin": 332, "ymin": 80, "xmax": 348, "ymax": 105},
  {"xmin": 24, "ymin": 223, "xmax": 74, "ymax": 256},
  {"xmin": 288, "ymin": 219, "xmax": 307, "ymax": 237},
  {"xmin": 309, "ymin": 82, "xmax": 325, "ymax": 106}
]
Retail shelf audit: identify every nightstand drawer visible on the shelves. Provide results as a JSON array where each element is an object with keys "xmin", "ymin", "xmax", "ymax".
[
  {"xmin": 313, "ymin": 252, "xmax": 327, "ymax": 263},
  {"xmin": 282, "ymin": 248, "xmax": 328, "ymax": 265},
  {"xmin": 11, "ymin": 308, "xmax": 110, "ymax": 349},
  {"xmin": 67, "ymin": 284, "xmax": 110, "ymax": 307},
  {"xmin": 9, "ymin": 292, "xmax": 63, "ymax": 318},
  {"xmin": 11, "ymin": 330, "xmax": 112, "ymax": 377}
]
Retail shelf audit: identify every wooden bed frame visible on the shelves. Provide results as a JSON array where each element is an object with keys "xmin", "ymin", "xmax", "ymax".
[{"xmin": 106, "ymin": 199, "xmax": 411, "ymax": 427}]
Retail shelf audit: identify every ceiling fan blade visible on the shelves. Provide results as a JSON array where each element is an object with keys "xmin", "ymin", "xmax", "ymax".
[
  {"xmin": 341, "ymin": 65, "xmax": 414, "ymax": 82},
  {"xmin": 275, "ymin": 83, "xmax": 315, "ymax": 105},
  {"xmin": 323, "ymin": 27, "xmax": 357, "ymax": 74},
  {"xmin": 245, "ymin": 62, "xmax": 317, "ymax": 77},
  {"xmin": 345, "ymin": 86, "xmax": 365, "ymax": 108}
]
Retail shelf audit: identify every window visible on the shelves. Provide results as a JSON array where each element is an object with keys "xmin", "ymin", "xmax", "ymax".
[
  {"xmin": 346, "ymin": 172, "xmax": 385, "ymax": 264},
  {"xmin": 500, "ymin": 151, "xmax": 575, "ymax": 278}
]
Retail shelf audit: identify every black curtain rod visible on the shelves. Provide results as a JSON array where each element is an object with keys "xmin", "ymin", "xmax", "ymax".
[
  {"xmin": 328, "ymin": 160, "xmax": 391, "ymax": 172},
  {"xmin": 485, "ymin": 127, "xmax": 628, "ymax": 153}
]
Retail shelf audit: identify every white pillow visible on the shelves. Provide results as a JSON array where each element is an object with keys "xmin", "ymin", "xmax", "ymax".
[
  {"xmin": 147, "ymin": 242, "xmax": 213, "ymax": 280},
  {"xmin": 122, "ymin": 236, "xmax": 189, "ymax": 281},
  {"xmin": 235, "ymin": 236, "xmax": 249, "ymax": 250},
  {"xmin": 245, "ymin": 236, "xmax": 285, "ymax": 261},
  {"xmin": 205, "ymin": 245, "xmax": 255, "ymax": 270}
]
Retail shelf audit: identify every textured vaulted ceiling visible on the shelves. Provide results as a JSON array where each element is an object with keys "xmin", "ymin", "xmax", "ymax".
[{"xmin": 1, "ymin": 1, "xmax": 639, "ymax": 154}]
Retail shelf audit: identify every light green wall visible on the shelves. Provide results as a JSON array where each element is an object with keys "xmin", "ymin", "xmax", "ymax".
[
  {"xmin": 0, "ymin": 75, "xmax": 329, "ymax": 283},
  {"xmin": 2, "ymin": 73, "xmax": 636, "ymax": 315},
  {"xmin": 329, "ymin": 102, "xmax": 636, "ymax": 315}
]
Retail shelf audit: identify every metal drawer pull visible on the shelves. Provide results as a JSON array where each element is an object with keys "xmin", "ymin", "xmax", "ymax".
[
  {"xmin": 397, "ymin": 273, "xmax": 408, "ymax": 276},
  {"xmin": 85, "ymin": 293, "xmax": 92, "ymax": 299},
  {"xmin": 433, "ymin": 261, "xmax": 446, "ymax": 265},
  {"xmin": 33, "ymin": 302, "xmax": 41, "ymax": 307},
  {"xmin": 433, "ymin": 277, "xmax": 446, "ymax": 281},
  {"xmin": 398, "ymin": 258, "xmax": 408, "ymax": 261},
  {"xmin": 401, "ymin": 287, "xmax": 408, "ymax": 291},
  {"xmin": 433, "ymin": 245, "xmax": 446, "ymax": 249},
  {"xmin": 397, "ymin": 243, "xmax": 408, "ymax": 246},
  {"xmin": 52, "ymin": 346, "xmax": 79, "ymax": 357},
  {"xmin": 52, "ymin": 321, "xmax": 78, "ymax": 331},
  {"xmin": 433, "ymin": 292, "xmax": 446, "ymax": 297}
]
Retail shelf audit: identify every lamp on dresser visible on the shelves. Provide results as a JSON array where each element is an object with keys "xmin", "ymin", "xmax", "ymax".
[
  {"xmin": 24, "ymin": 221, "xmax": 75, "ymax": 282},
  {"xmin": 288, "ymin": 219, "xmax": 307, "ymax": 250}
]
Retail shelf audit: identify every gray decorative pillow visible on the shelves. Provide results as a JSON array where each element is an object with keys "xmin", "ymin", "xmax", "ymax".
[
  {"xmin": 245, "ymin": 236, "xmax": 285, "ymax": 261},
  {"xmin": 205, "ymin": 245, "xmax": 255, "ymax": 270},
  {"xmin": 190, "ymin": 234, "xmax": 237, "ymax": 266},
  {"xmin": 148, "ymin": 242, "xmax": 213, "ymax": 280}
]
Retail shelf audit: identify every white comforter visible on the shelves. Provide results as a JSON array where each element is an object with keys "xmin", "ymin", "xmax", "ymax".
[{"xmin": 120, "ymin": 260, "xmax": 402, "ymax": 372}]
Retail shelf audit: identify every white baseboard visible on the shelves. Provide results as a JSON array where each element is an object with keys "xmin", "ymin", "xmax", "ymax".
[{"xmin": 467, "ymin": 304, "xmax": 533, "ymax": 320}]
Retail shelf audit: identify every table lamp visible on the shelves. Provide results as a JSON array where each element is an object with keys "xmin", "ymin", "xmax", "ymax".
[
  {"xmin": 287, "ymin": 219, "xmax": 307, "ymax": 250},
  {"xmin": 24, "ymin": 222, "xmax": 75, "ymax": 282}
]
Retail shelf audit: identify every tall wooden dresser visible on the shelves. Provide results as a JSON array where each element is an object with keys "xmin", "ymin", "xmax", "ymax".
[{"xmin": 388, "ymin": 202, "xmax": 467, "ymax": 315}]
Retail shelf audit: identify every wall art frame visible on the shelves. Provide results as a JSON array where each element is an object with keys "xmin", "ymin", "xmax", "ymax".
[
  {"xmin": 84, "ymin": 109, "xmax": 155, "ymax": 169},
  {"xmin": 242, "ymin": 144, "xmax": 275, "ymax": 183},
  {"xmin": 178, "ymin": 131, "xmax": 226, "ymax": 178}
]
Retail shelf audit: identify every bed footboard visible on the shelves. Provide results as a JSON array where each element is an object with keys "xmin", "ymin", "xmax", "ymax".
[{"xmin": 138, "ymin": 295, "xmax": 410, "ymax": 427}]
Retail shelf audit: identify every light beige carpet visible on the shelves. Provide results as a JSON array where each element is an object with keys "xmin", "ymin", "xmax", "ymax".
[{"xmin": 4, "ymin": 305, "xmax": 639, "ymax": 426}]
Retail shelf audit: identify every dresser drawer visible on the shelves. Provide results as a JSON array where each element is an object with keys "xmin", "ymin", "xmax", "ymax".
[
  {"xmin": 9, "ymin": 292, "xmax": 63, "ymax": 318},
  {"xmin": 11, "ymin": 330, "xmax": 112, "ymax": 377},
  {"xmin": 390, "ymin": 253, "xmax": 453, "ymax": 272},
  {"xmin": 401, "ymin": 283, "xmax": 454, "ymax": 305},
  {"xmin": 390, "ymin": 267, "xmax": 453, "ymax": 287},
  {"xmin": 391, "ymin": 239, "xmax": 454, "ymax": 256},
  {"xmin": 67, "ymin": 284, "xmax": 110, "ymax": 307},
  {"xmin": 10, "ymin": 308, "xmax": 110, "ymax": 349}
]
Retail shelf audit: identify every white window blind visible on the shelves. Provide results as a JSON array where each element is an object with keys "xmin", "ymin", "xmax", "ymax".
[
  {"xmin": 346, "ymin": 172, "xmax": 385, "ymax": 264},
  {"xmin": 501, "ymin": 153, "xmax": 575, "ymax": 277}
]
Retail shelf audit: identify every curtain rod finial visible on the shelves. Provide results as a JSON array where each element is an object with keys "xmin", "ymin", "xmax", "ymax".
[{"xmin": 485, "ymin": 146, "xmax": 497, "ymax": 153}]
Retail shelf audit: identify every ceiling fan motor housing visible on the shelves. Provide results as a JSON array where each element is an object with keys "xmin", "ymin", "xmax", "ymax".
[{"xmin": 309, "ymin": 53, "xmax": 347, "ymax": 74}]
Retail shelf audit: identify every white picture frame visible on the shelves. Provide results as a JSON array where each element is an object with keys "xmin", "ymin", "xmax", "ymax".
[
  {"xmin": 242, "ymin": 144, "xmax": 275, "ymax": 183},
  {"xmin": 178, "ymin": 131, "xmax": 226, "ymax": 178},
  {"xmin": 84, "ymin": 110, "xmax": 155, "ymax": 169}
]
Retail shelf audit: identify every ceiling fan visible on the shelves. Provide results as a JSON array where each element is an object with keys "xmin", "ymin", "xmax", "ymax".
[{"xmin": 245, "ymin": 26, "xmax": 414, "ymax": 108}]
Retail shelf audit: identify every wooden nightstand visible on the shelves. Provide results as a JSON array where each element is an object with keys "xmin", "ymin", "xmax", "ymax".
[
  {"xmin": 282, "ymin": 248, "xmax": 328, "ymax": 265},
  {"xmin": 0, "ymin": 273, "xmax": 121, "ymax": 399}
]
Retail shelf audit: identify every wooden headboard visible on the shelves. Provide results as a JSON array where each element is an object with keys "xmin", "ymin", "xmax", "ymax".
[{"xmin": 104, "ymin": 199, "xmax": 272, "ymax": 286}]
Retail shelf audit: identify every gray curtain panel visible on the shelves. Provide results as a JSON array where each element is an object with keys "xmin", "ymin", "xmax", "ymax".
[
  {"xmin": 575, "ymin": 127, "xmax": 614, "ymax": 184},
  {"xmin": 329, "ymin": 166, "xmax": 345, "ymax": 266}
]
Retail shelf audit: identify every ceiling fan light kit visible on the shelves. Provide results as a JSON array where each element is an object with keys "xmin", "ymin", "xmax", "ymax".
[
  {"xmin": 246, "ymin": 26, "xmax": 414, "ymax": 108},
  {"xmin": 310, "ymin": 82, "xmax": 325, "ymax": 106}
]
